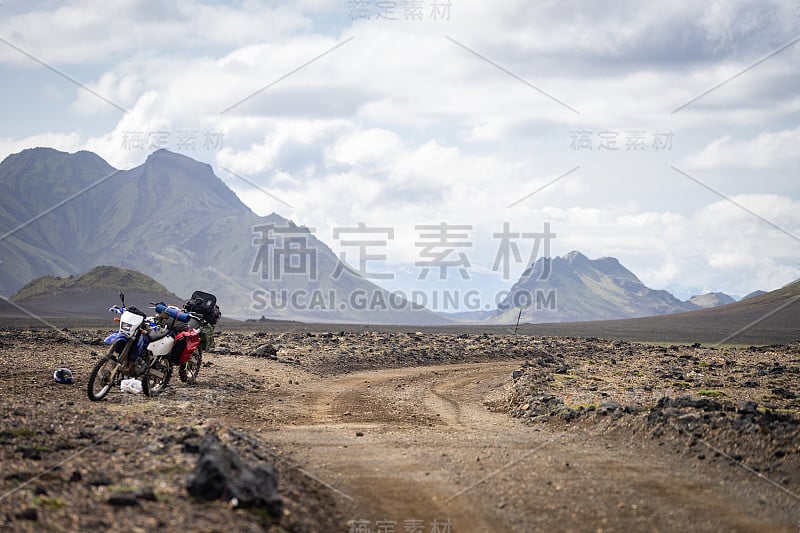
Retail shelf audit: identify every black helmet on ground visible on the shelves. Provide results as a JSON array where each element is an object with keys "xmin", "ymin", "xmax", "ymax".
[{"xmin": 54, "ymin": 368, "xmax": 74, "ymax": 384}]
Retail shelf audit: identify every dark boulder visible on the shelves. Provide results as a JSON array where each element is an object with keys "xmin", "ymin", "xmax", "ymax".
[{"xmin": 186, "ymin": 434, "xmax": 282, "ymax": 518}]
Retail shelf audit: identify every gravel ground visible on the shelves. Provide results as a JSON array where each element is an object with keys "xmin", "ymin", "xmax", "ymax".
[
  {"xmin": 0, "ymin": 328, "xmax": 341, "ymax": 532},
  {"xmin": 1, "ymin": 326, "xmax": 798, "ymax": 531}
]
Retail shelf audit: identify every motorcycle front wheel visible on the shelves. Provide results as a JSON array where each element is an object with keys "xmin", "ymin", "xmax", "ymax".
[
  {"xmin": 87, "ymin": 353, "xmax": 120, "ymax": 401},
  {"xmin": 142, "ymin": 355, "xmax": 172, "ymax": 397}
]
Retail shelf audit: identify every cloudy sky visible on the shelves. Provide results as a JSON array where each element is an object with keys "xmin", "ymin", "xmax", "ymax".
[{"xmin": 1, "ymin": 0, "xmax": 798, "ymax": 304}]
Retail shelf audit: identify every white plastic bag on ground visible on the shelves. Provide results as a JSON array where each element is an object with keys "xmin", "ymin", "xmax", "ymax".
[{"xmin": 120, "ymin": 378, "xmax": 142, "ymax": 394}]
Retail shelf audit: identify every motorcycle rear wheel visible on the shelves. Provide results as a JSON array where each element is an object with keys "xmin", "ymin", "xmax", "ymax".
[
  {"xmin": 87, "ymin": 353, "xmax": 119, "ymax": 401},
  {"xmin": 179, "ymin": 350, "xmax": 202, "ymax": 384},
  {"xmin": 142, "ymin": 356, "xmax": 172, "ymax": 397}
]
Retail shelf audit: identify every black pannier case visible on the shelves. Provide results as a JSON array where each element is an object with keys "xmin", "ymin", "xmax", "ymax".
[{"xmin": 184, "ymin": 290, "xmax": 221, "ymax": 325}]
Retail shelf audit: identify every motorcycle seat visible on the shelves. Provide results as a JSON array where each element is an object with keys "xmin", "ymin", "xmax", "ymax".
[{"xmin": 147, "ymin": 327, "xmax": 171, "ymax": 342}]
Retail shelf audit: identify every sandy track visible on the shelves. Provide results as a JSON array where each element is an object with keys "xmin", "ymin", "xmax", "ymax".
[{"xmin": 218, "ymin": 358, "xmax": 800, "ymax": 532}]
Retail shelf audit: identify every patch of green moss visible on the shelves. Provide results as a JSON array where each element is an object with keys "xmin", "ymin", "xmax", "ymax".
[
  {"xmin": 147, "ymin": 464, "xmax": 192, "ymax": 476},
  {"xmin": 698, "ymin": 390, "xmax": 726, "ymax": 397},
  {"xmin": 33, "ymin": 496, "xmax": 66, "ymax": 509},
  {"xmin": 0, "ymin": 428, "xmax": 36, "ymax": 439},
  {"xmin": 565, "ymin": 401, "xmax": 600, "ymax": 410},
  {"xmin": 249, "ymin": 507, "xmax": 281, "ymax": 527},
  {"xmin": 26, "ymin": 444, "xmax": 51, "ymax": 452},
  {"xmin": 106, "ymin": 484, "xmax": 137, "ymax": 493},
  {"xmin": 757, "ymin": 407, "xmax": 799, "ymax": 415}
]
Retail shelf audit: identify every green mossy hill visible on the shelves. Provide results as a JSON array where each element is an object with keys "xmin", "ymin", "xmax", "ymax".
[{"xmin": 12, "ymin": 266, "xmax": 174, "ymax": 301}]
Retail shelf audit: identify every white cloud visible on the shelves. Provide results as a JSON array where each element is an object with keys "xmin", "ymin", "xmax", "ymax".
[
  {"xmin": 1, "ymin": 131, "xmax": 83, "ymax": 157},
  {"xmin": 332, "ymin": 128, "xmax": 403, "ymax": 166},
  {"xmin": 1, "ymin": 0, "xmax": 799, "ymax": 301},
  {"xmin": 686, "ymin": 127, "xmax": 800, "ymax": 169},
  {"xmin": 0, "ymin": 0, "xmax": 311, "ymax": 65}
]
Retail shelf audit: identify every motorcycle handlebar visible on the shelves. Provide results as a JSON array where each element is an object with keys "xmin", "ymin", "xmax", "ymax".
[{"xmin": 107, "ymin": 304, "xmax": 147, "ymax": 317}]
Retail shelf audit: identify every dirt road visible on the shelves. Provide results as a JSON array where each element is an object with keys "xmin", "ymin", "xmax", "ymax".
[{"xmin": 223, "ymin": 357, "xmax": 800, "ymax": 532}]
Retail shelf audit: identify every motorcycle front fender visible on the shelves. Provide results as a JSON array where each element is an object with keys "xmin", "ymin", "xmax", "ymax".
[
  {"xmin": 134, "ymin": 335, "xmax": 149, "ymax": 360},
  {"xmin": 104, "ymin": 332, "xmax": 128, "ymax": 345}
]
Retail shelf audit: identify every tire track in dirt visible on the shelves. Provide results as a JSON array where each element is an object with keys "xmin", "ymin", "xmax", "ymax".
[
  {"xmin": 245, "ymin": 363, "xmax": 519, "ymax": 531},
  {"xmin": 218, "ymin": 358, "xmax": 800, "ymax": 532}
]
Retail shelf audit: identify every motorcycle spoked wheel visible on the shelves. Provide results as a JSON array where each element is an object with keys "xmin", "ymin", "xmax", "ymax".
[
  {"xmin": 179, "ymin": 350, "xmax": 202, "ymax": 385},
  {"xmin": 87, "ymin": 349, "xmax": 122, "ymax": 401},
  {"xmin": 142, "ymin": 355, "xmax": 172, "ymax": 397}
]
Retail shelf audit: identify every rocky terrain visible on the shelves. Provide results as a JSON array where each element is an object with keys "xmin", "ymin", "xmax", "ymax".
[
  {"xmin": 504, "ymin": 338, "xmax": 800, "ymax": 493},
  {"xmin": 1, "ymin": 326, "xmax": 798, "ymax": 531},
  {"xmin": 0, "ymin": 328, "xmax": 342, "ymax": 532}
]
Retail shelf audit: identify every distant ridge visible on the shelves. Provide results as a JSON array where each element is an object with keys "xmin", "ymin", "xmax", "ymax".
[
  {"xmin": 513, "ymin": 279, "xmax": 800, "ymax": 345},
  {"xmin": 742, "ymin": 290, "xmax": 767, "ymax": 300}
]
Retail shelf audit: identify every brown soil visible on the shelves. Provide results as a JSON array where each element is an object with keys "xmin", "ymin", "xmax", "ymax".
[{"xmin": 1, "ymin": 327, "xmax": 799, "ymax": 532}]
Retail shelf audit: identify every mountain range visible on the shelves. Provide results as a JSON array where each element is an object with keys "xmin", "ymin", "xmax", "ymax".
[
  {"xmin": 490, "ymin": 251, "xmax": 698, "ymax": 324},
  {"xmin": 0, "ymin": 147, "xmax": 438, "ymax": 324},
  {"xmin": 0, "ymin": 147, "xmax": 770, "ymax": 324}
]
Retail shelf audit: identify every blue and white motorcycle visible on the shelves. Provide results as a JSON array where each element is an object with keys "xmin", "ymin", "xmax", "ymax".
[{"xmin": 87, "ymin": 292, "xmax": 175, "ymax": 401}]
